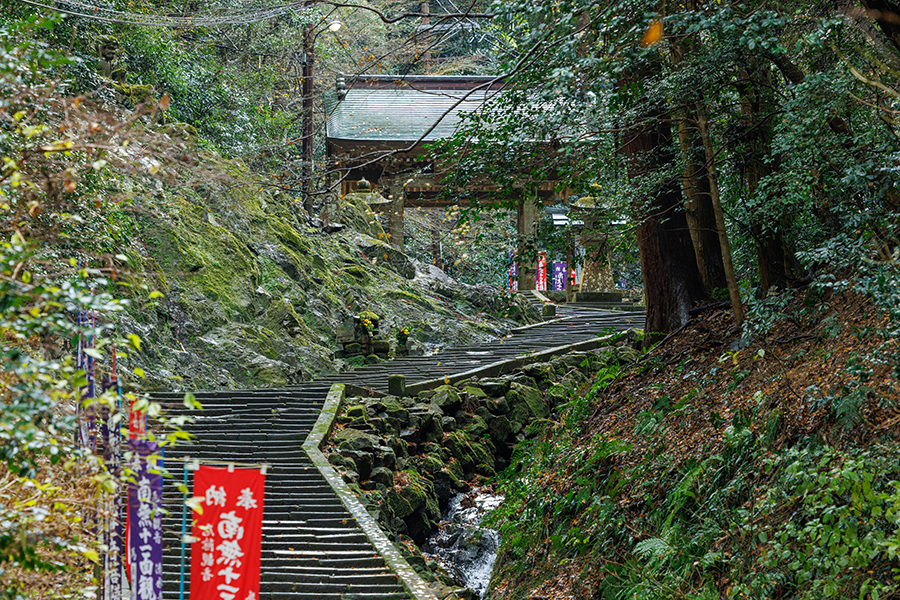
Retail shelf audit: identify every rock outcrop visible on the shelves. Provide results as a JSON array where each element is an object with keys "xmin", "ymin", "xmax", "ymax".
[{"xmin": 322, "ymin": 332, "xmax": 643, "ymax": 593}]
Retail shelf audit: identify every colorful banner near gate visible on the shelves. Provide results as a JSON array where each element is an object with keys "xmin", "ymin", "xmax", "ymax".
[
  {"xmin": 191, "ymin": 466, "xmax": 266, "ymax": 600},
  {"xmin": 537, "ymin": 252, "xmax": 547, "ymax": 291},
  {"xmin": 508, "ymin": 250, "xmax": 518, "ymax": 290},
  {"xmin": 127, "ymin": 440, "xmax": 163, "ymax": 600},
  {"xmin": 552, "ymin": 262, "xmax": 567, "ymax": 291}
]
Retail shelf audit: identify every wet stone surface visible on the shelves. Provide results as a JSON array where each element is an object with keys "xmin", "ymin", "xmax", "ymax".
[{"xmin": 424, "ymin": 486, "xmax": 504, "ymax": 599}]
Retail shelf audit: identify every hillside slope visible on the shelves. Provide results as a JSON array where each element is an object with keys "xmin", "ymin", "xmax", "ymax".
[
  {"xmin": 113, "ymin": 155, "xmax": 536, "ymax": 391},
  {"xmin": 487, "ymin": 290, "xmax": 900, "ymax": 600}
]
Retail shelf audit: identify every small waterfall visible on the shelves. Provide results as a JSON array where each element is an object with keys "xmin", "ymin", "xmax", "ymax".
[{"xmin": 424, "ymin": 487, "xmax": 504, "ymax": 598}]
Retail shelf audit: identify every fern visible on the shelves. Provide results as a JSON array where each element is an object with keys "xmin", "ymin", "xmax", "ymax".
[{"xmin": 633, "ymin": 536, "xmax": 670, "ymax": 561}]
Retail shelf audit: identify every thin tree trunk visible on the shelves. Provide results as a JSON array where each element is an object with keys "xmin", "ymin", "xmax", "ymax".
[
  {"xmin": 675, "ymin": 110, "xmax": 727, "ymax": 291},
  {"xmin": 696, "ymin": 107, "xmax": 745, "ymax": 326},
  {"xmin": 669, "ymin": 10, "xmax": 726, "ymax": 294},
  {"xmin": 736, "ymin": 63, "xmax": 796, "ymax": 292}
]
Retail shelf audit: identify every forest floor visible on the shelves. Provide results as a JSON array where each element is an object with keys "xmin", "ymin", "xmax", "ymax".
[{"xmin": 489, "ymin": 288, "xmax": 900, "ymax": 599}]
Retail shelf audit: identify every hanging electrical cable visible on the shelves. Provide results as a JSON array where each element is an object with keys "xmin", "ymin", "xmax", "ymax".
[{"xmin": 14, "ymin": 0, "xmax": 311, "ymax": 27}]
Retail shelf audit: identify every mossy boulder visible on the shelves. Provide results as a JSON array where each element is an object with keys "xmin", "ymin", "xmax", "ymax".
[
  {"xmin": 339, "ymin": 449, "xmax": 373, "ymax": 481},
  {"xmin": 519, "ymin": 362, "xmax": 555, "ymax": 386},
  {"xmin": 489, "ymin": 415, "xmax": 514, "ymax": 444},
  {"xmin": 355, "ymin": 235, "xmax": 416, "ymax": 279},
  {"xmin": 617, "ymin": 346, "xmax": 643, "ymax": 363},
  {"xmin": 416, "ymin": 453, "xmax": 445, "ymax": 477},
  {"xmin": 507, "ymin": 382, "xmax": 549, "ymax": 423},
  {"xmin": 479, "ymin": 378, "xmax": 511, "ymax": 397},
  {"xmin": 508, "ymin": 374, "xmax": 539, "ymax": 389},
  {"xmin": 345, "ymin": 404, "xmax": 368, "ymax": 419},
  {"xmin": 114, "ymin": 82, "xmax": 157, "ymax": 107},
  {"xmin": 334, "ymin": 427, "xmax": 379, "ymax": 451},
  {"xmin": 370, "ymin": 397, "xmax": 409, "ymax": 424},
  {"xmin": 371, "ymin": 466, "xmax": 393, "ymax": 488},
  {"xmin": 464, "ymin": 415, "xmax": 489, "ymax": 439},
  {"xmin": 485, "ymin": 396, "xmax": 510, "ymax": 415},
  {"xmin": 443, "ymin": 432, "xmax": 495, "ymax": 476},
  {"xmin": 384, "ymin": 470, "xmax": 440, "ymax": 522},
  {"xmin": 327, "ymin": 453, "xmax": 352, "ymax": 469},
  {"xmin": 374, "ymin": 445, "xmax": 397, "ymax": 470},
  {"xmin": 591, "ymin": 346, "xmax": 619, "ymax": 365},
  {"xmin": 431, "ymin": 385, "xmax": 462, "ymax": 412},
  {"xmin": 463, "ymin": 385, "xmax": 487, "ymax": 399}
]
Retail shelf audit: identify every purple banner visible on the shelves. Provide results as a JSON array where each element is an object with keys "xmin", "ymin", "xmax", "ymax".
[
  {"xmin": 128, "ymin": 440, "xmax": 163, "ymax": 600},
  {"xmin": 552, "ymin": 262, "xmax": 567, "ymax": 291}
]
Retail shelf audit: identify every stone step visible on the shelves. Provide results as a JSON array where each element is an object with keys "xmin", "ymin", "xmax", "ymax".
[{"xmin": 261, "ymin": 566, "xmax": 392, "ymax": 578}]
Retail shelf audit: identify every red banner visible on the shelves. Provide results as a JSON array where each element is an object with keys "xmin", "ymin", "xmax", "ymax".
[
  {"xmin": 191, "ymin": 466, "xmax": 265, "ymax": 600},
  {"xmin": 536, "ymin": 252, "xmax": 547, "ymax": 291},
  {"xmin": 128, "ymin": 395, "xmax": 145, "ymax": 438}
]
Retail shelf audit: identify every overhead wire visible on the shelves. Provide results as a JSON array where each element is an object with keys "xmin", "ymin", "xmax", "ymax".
[{"xmin": 14, "ymin": 0, "xmax": 312, "ymax": 27}]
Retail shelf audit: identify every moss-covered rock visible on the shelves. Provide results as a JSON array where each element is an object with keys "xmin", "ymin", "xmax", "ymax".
[
  {"xmin": 443, "ymin": 432, "xmax": 495, "ymax": 476},
  {"xmin": 431, "ymin": 385, "xmax": 462, "ymax": 412},
  {"xmin": 339, "ymin": 449, "xmax": 373, "ymax": 481},
  {"xmin": 479, "ymin": 378, "xmax": 511, "ymax": 397},
  {"xmin": 333, "ymin": 193, "xmax": 387, "ymax": 239},
  {"xmin": 345, "ymin": 404, "xmax": 368, "ymax": 419},
  {"xmin": 334, "ymin": 427, "xmax": 378, "ymax": 452},
  {"xmin": 416, "ymin": 453, "xmax": 445, "ymax": 477},
  {"xmin": 464, "ymin": 415, "xmax": 490, "ymax": 439},
  {"xmin": 519, "ymin": 362, "xmax": 555, "ymax": 387},
  {"xmin": 485, "ymin": 396, "xmax": 510, "ymax": 415},
  {"xmin": 489, "ymin": 415, "xmax": 513, "ymax": 444},
  {"xmin": 617, "ymin": 346, "xmax": 643, "ymax": 363},
  {"xmin": 371, "ymin": 466, "xmax": 393, "ymax": 488},
  {"xmin": 463, "ymin": 385, "xmax": 487, "ymax": 399},
  {"xmin": 384, "ymin": 470, "xmax": 439, "ymax": 522},
  {"xmin": 507, "ymin": 382, "xmax": 549, "ymax": 424}
]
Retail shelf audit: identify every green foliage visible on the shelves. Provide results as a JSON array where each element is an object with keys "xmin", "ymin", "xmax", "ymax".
[
  {"xmin": 0, "ymin": 17, "xmax": 192, "ymax": 595},
  {"xmin": 0, "ymin": 245, "xmax": 122, "ymax": 476},
  {"xmin": 490, "ymin": 369, "xmax": 900, "ymax": 599},
  {"xmin": 736, "ymin": 447, "xmax": 900, "ymax": 599}
]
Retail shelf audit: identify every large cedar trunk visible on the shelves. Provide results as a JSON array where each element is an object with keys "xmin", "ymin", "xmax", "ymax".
[{"xmin": 620, "ymin": 69, "xmax": 707, "ymax": 343}]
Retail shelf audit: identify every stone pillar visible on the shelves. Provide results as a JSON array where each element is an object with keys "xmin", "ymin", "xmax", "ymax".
[
  {"xmin": 516, "ymin": 194, "xmax": 538, "ymax": 290},
  {"xmin": 388, "ymin": 184, "xmax": 405, "ymax": 249},
  {"xmin": 578, "ymin": 233, "xmax": 615, "ymax": 292}
]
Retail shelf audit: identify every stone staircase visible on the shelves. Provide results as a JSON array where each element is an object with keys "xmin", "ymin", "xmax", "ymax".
[
  {"xmin": 156, "ymin": 386, "xmax": 410, "ymax": 600},
  {"xmin": 154, "ymin": 309, "xmax": 645, "ymax": 598}
]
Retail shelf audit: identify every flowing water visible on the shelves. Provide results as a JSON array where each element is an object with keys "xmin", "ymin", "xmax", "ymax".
[{"xmin": 424, "ymin": 487, "xmax": 504, "ymax": 598}]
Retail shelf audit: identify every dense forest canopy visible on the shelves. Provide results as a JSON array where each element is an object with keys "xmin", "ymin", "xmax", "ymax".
[{"xmin": 437, "ymin": 0, "xmax": 900, "ymax": 341}]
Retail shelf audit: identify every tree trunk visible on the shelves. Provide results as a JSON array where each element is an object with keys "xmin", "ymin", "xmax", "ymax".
[
  {"xmin": 736, "ymin": 63, "xmax": 797, "ymax": 292},
  {"xmin": 675, "ymin": 110, "xmax": 727, "ymax": 291},
  {"xmin": 696, "ymin": 107, "xmax": 745, "ymax": 326},
  {"xmin": 861, "ymin": 1, "xmax": 900, "ymax": 56},
  {"xmin": 619, "ymin": 68, "xmax": 707, "ymax": 344}
]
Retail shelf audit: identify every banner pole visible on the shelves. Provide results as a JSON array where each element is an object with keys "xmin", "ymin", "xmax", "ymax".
[{"xmin": 179, "ymin": 457, "xmax": 189, "ymax": 600}]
